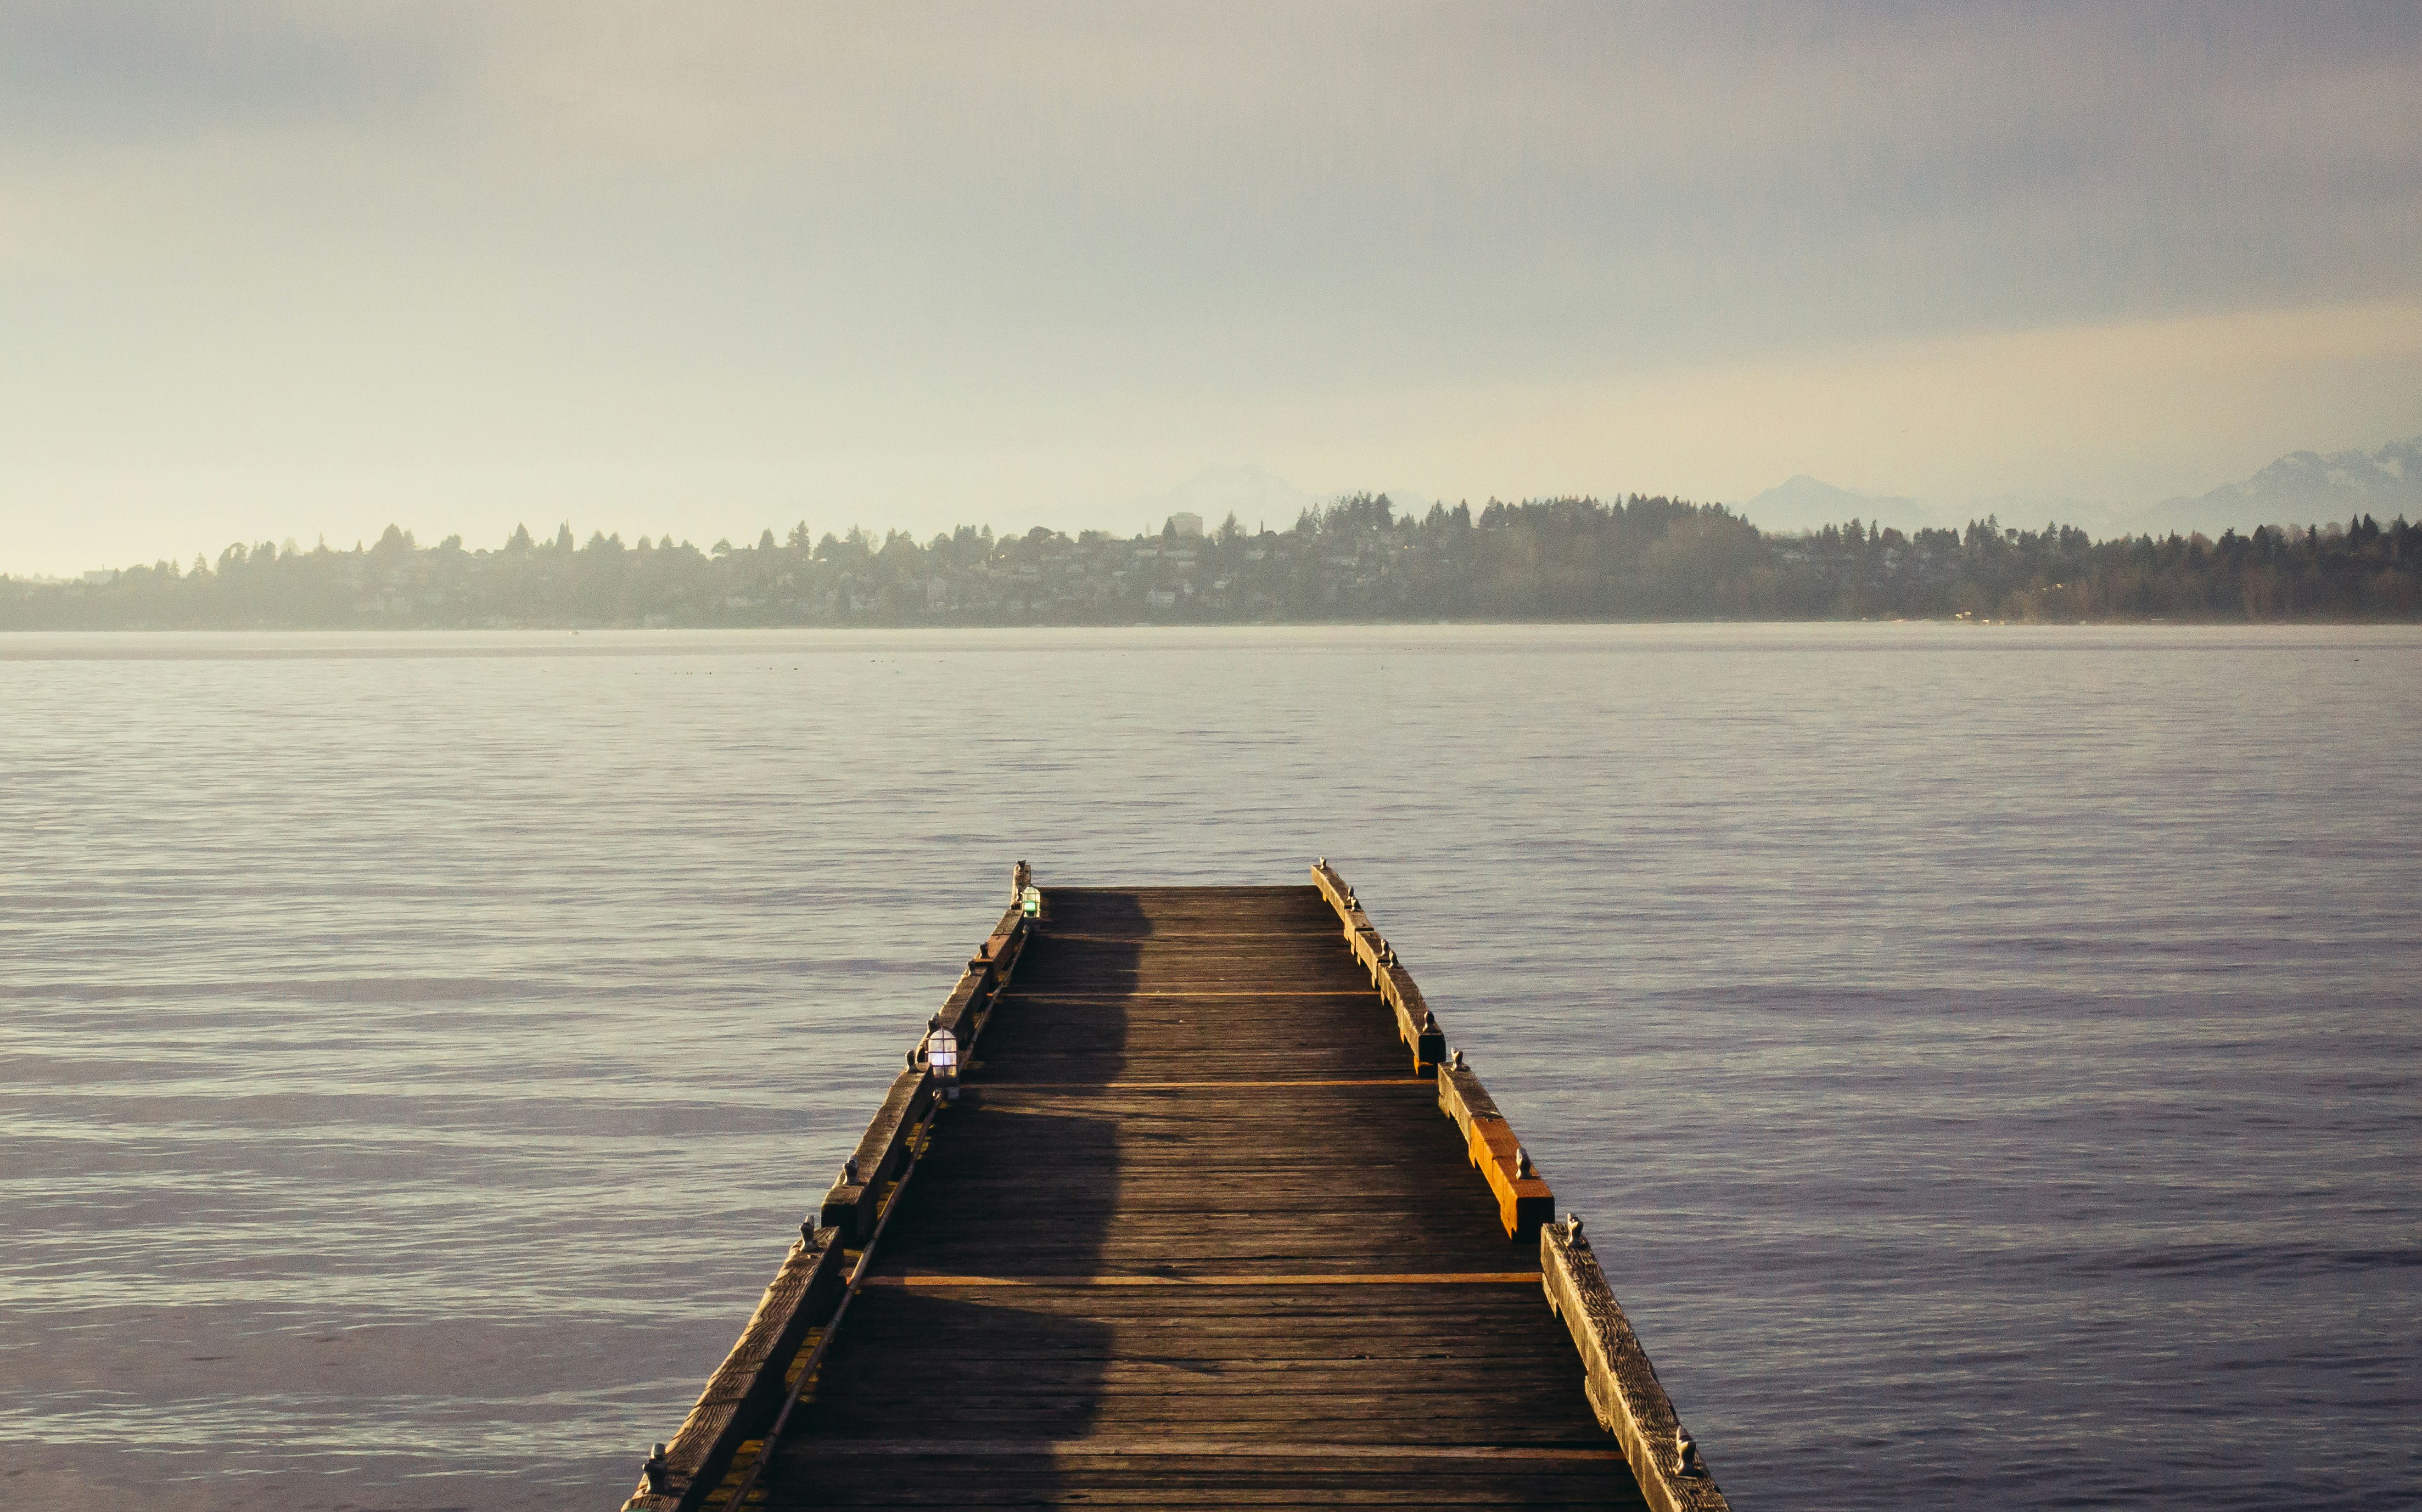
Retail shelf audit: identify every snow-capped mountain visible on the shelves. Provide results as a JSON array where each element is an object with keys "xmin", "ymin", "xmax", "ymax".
[{"xmin": 2141, "ymin": 436, "xmax": 2422, "ymax": 536}]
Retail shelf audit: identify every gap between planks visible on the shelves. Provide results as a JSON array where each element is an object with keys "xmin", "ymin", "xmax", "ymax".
[
  {"xmin": 1038, "ymin": 931, "xmax": 1347, "ymax": 941},
  {"xmin": 786, "ymin": 1438, "xmax": 1621, "ymax": 1462},
  {"xmin": 997, "ymin": 991, "xmax": 1385, "ymax": 1000},
  {"xmin": 863, "ymin": 1272, "xmax": 1541, "ymax": 1288},
  {"xmin": 977, "ymin": 1078, "xmax": 1430, "ymax": 1090}
]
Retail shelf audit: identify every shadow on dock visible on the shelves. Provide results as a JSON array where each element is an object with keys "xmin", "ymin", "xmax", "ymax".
[
  {"xmin": 766, "ymin": 892, "xmax": 1146, "ymax": 1503},
  {"xmin": 628, "ymin": 879, "xmax": 1723, "ymax": 1510}
]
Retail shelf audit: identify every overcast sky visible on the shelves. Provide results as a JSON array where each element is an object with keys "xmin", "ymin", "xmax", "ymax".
[{"xmin": 4, "ymin": 1, "xmax": 2419, "ymax": 573}]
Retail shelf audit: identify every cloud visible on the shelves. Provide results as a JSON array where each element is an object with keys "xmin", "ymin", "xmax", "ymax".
[
  {"xmin": 2, "ymin": 3, "xmax": 2419, "ymax": 573},
  {"xmin": 0, "ymin": 1, "xmax": 456, "ymax": 149},
  {"xmin": 1417, "ymin": 299, "xmax": 2422, "ymax": 507}
]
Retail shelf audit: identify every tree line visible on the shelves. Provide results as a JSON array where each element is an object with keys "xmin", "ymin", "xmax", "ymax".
[{"xmin": 7, "ymin": 495, "xmax": 2417, "ymax": 628}]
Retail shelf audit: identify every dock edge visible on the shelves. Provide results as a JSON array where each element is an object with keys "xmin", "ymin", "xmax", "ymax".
[
  {"xmin": 616, "ymin": 886, "xmax": 1032, "ymax": 1511},
  {"xmin": 1310, "ymin": 858, "xmax": 1730, "ymax": 1511}
]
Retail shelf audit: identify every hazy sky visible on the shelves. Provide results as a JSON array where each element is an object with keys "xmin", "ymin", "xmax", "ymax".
[{"xmin": 5, "ymin": 2, "xmax": 2419, "ymax": 573}]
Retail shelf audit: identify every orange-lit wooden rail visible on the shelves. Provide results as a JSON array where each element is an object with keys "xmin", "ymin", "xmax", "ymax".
[{"xmin": 616, "ymin": 865, "xmax": 1728, "ymax": 1511}]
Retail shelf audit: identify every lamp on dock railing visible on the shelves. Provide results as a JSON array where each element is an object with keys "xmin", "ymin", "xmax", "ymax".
[{"xmin": 924, "ymin": 1015, "xmax": 961, "ymax": 1102}]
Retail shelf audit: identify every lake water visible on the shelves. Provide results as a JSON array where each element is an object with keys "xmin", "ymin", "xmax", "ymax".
[{"xmin": 4, "ymin": 623, "xmax": 2417, "ymax": 1511}]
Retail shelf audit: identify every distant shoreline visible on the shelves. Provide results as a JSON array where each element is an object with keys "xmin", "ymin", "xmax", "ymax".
[
  {"xmin": 9, "ymin": 615, "xmax": 2422, "ymax": 633},
  {"xmin": 9, "ymin": 495, "xmax": 2416, "ymax": 629}
]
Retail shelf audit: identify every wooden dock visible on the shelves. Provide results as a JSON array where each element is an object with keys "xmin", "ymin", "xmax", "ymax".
[{"xmin": 619, "ymin": 865, "xmax": 1728, "ymax": 1511}]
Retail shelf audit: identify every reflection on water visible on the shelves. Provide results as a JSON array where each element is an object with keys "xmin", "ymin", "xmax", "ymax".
[{"xmin": 4, "ymin": 625, "xmax": 2418, "ymax": 1510}]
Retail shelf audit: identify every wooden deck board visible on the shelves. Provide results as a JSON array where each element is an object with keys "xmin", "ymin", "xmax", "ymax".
[{"xmin": 750, "ymin": 884, "xmax": 1647, "ymax": 1510}]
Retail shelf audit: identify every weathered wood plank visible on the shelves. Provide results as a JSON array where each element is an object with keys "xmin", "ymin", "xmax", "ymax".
[
  {"xmin": 1309, "ymin": 861, "xmax": 1444, "ymax": 1069},
  {"xmin": 1436, "ymin": 1061, "xmax": 1505, "ymax": 1138},
  {"xmin": 1311, "ymin": 864, "xmax": 1552, "ymax": 1239},
  {"xmin": 937, "ymin": 902, "xmax": 1030, "ymax": 1048},
  {"xmin": 615, "ymin": 1227, "xmax": 845, "ymax": 1512},
  {"xmin": 1541, "ymin": 1219, "xmax": 1730, "ymax": 1512},
  {"xmin": 1438, "ymin": 1063, "xmax": 1555, "ymax": 1239},
  {"xmin": 816, "ymin": 1066, "xmax": 935, "ymax": 1243},
  {"xmin": 621, "ymin": 873, "xmax": 1714, "ymax": 1511},
  {"xmin": 814, "ymin": 906, "xmax": 1031, "ymax": 1243}
]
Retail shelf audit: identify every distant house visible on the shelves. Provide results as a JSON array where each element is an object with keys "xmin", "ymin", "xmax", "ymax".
[
  {"xmin": 1146, "ymin": 588, "xmax": 1179, "ymax": 609},
  {"xmin": 1166, "ymin": 512, "xmax": 1204, "ymax": 538}
]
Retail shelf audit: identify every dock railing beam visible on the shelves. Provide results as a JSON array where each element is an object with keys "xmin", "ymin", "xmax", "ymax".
[
  {"xmin": 816, "ymin": 895, "xmax": 1030, "ymax": 1241},
  {"xmin": 1312, "ymin": 857, "xmax": 1728, "ymax": 1509},
  {"xmin": 1438, "ymin": 1056, "xmax": 1556, "ymax": 1240},
  {"xmin": 1543, "ymin": 1217, "xmax": 1731, "ymax": 1511},
  {"xmin": 614, "ymin": 1226, "xmax": 846, "ymax": 1512},
  {"xmin": 1308, "ymin": 859, "xmax": 1445, "ymax": 1071},
  {"xmin": 617, "ymin": 874, "xmax": 1036, "ymax": 1512},
  {"xmin": 1311, "ymin": 858, "xmax": 1547, "ymax": 1239},
  {"xmin": 621, "ymin": 865, "xmax": 1724, "ymax": 1510}
]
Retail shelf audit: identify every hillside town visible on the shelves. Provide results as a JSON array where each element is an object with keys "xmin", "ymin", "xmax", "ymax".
[{"xmin": 8, "ymin": 493, "xmax": 2417, "ymax": 628}]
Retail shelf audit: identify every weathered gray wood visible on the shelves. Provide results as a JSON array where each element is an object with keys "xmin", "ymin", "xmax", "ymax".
[
  {"xmin": 1312, "ymin": 864, "xmax": 1549, "ymax": 1239},
  {"xmin": 938, "ymin": 904, "xmax": 1030, "ymax": 1049},
  {"xmin": 812, "ymin": 908, "xmax": 1034, "ymax": 1241},
  {"xmin": 621, "ymin": 873, "xmax": 1714, "ymax": 1510},
  {"xmin": 1381, "ymin": 964, "xmax": 1447, "ymax": 1069},
  {"xmin": 1540, "ymin": 1221, "xmax": 1729, "ymax": 1512},
  {"xmin": 1436, "ymin": 1063, "xmax": 1504, "ymax": 1139},
  {"xmin": 615, "ymin": 1227, "xmax": 845, "ymax": 1512},
  {"xmin": 1309, "ymin": 861, "xmax": 1443, "ymax": 1070},
  {"xmin": 1435, "ymin": 1060, "xmax": 1554, "ymax": 1239},
  {"xmin": 818, "ymin": 1066, "xmax": 935, "ymax": 1241}
]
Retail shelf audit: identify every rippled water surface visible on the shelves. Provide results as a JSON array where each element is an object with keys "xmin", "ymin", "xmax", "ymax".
[{"xmin": 4, "ymin": 625, "xmax": 2418, "ymax": 1510}]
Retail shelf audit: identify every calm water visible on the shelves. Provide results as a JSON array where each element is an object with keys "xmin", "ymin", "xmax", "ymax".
[{"xmin": 4, "ymin": 624, "xmax": 2418, "ymax": 1511}]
